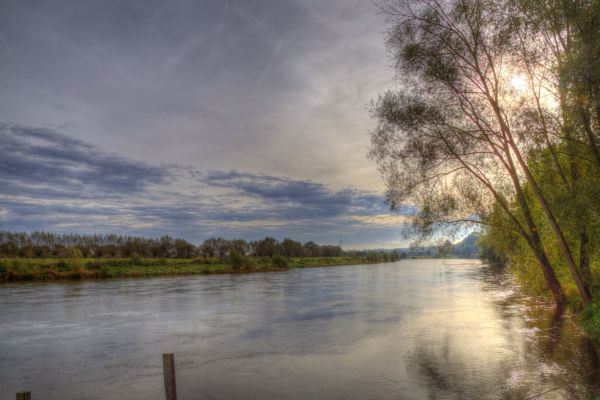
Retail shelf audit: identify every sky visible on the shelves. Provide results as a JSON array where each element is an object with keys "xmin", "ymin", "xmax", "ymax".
[{"xmin": 0, "ymin": 0, "xmax": 414, "ymax": 249}]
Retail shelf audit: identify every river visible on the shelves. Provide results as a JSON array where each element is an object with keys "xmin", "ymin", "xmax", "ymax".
[{"xmin": 1, "ymin": 259, "xmax": 598, "ymax": 399}]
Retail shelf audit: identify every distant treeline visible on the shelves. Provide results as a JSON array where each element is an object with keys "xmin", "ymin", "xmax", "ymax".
[{"xmin": 0, "ymin": 231, "xmax": 401, "ymax": 261}]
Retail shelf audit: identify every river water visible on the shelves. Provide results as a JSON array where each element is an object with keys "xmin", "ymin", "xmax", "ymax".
[{"xmin": 1, "ymin": 259, "xmax": 598, "ymax": 399}]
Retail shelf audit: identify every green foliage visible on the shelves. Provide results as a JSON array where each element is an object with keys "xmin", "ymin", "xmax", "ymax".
[
  {"xmin": 480, "ymin": 142, "xmax": 600, "ymax": 303},
  {"xmin": 0, "ymin": 232, "xmax": 347, "ymax": 260},
  {"xmin": 227, "ymin": 250, "xmax": 255, "ymax": 271},
  {"xmin": 270, "ymin": 255, "xmax": 288, "ymax": 269},
  {"xmin": 66, "ymin": 247, "xmax": 83, "ymax": 269},
  {"xmin": 366, "ymin": 251, "xmax": 380, "ymax": 262},
  {"xmin": 372, "ymin": 0, "xmax": 600, "ymax": 315},
  {"xmin": 581, "ymin": 302, "xmax": 600, "ymax": 340},
  {"xmin": 0, "ymin": 256, "xmax": 391, "ymax": 282},
  {"xmin": 129, "ymin": 252, "xmax": 143, "ymax": 265}
]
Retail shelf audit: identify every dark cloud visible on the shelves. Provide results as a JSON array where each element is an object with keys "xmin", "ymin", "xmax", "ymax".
[
  {"xmin": 203, "ymin": 170, "xmax": 387, "ymax": 219},
  {"xmin": 0, "ymin": 124, "xmax": 167, "ymax": 198}
]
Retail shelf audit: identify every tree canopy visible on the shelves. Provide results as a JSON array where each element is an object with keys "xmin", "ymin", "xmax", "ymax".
[{"xmin": 371, "ymin": 0, "xmax": 600, "ymax": 306}]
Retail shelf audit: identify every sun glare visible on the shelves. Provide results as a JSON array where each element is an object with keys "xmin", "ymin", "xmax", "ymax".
[{"xmin": 510, "ymin": 74, "xmax": 528, "ymax": 92}]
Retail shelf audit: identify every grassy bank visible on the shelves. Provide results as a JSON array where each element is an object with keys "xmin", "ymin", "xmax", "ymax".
[{"xmin": 0, "ymin": 256, "xmax": 383, "ymax": 282}]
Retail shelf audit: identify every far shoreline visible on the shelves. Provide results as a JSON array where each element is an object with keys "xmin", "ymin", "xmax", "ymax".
[{"xmin": 0, "ymin": 256, "xmax": 409, "ymax": 283}]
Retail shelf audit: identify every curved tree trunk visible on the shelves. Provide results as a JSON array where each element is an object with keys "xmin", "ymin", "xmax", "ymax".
[
  {"xmin": 508, "ymin": 140, "xmax": 592, "ymax": 305},
  {"xmin": 512, "ymin": 180, "xmax": 566, "ymax": 307}
]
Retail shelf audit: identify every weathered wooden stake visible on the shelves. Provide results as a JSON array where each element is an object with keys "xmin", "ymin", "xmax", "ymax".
[
  {"xmin": 16, "ymin": 391, "xmax": 31, "ymax": 400},
  {"xmin": 162, "ymin": 353, "xmax": 177, "ymax": 400}
]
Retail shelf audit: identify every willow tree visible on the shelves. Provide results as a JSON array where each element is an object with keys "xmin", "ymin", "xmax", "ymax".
[
  {"xmin": 369, "ymin": 0, "xmax": 592, "ymax": 305},
  {"xmin": 511, "ymin": 0, "xmax": 600, "ymax": 292},
  {"xmin": 530, "ymin": 0, "xmax": 600, "ymax": 171}
]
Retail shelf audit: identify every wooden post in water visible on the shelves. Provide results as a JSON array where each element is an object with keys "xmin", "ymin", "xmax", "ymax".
[
  {"xmin": 16, "ymin": 392, "xmax": 31, "ymax": 400},
  {"xmin": 162, "ymin": 353, "xmax": 177, "ymax": 400}
]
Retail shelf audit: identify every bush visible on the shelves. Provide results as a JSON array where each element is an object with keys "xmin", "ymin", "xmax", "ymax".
[
  {"xmin": 271, "ymin": 255, "xmax": 288, "ymax": 269},
  {"xmin": 66, "ymin": 247, "xmax": 84, "ymax": 269},
  {"xmin": 228, "ymin": 250, "xmax": 244, "ymax": 270},
  {"xmin": 54, "ymin": 261, "xmax": 69, "ymax": 271},
  {"xmin": 85, "ymin": 260, "xmax": 105, "ymax": 270},
  {"xmin": 581, "ymin": 302, "xmax": 600, "ymax": 340},
  {"xmin": 227, "ymin": 251, "xmax": 255, "ymax": 270},
  {"xmin": 129, "ymin": 253, "xmax": 143, "ymax": 265}
]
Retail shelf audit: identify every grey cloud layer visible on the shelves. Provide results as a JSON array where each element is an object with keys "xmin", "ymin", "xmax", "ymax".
[
  {"xmin": 203, "ymin": 171, "xmax": 385, "ymax": 219},
  {"xmin": 0, "ymin": 124, "xmax": 167, "ymax": 198},
  {"xmin": 0, "ymin": 125, "xmax": 406, "ymax": 246},
  {"xmin": 0, "ymin": 0, "xmax": 400, "ymax": 246},
  {"xmin": 0, "ymin": 0, "xmax": 390, "ymax": 191}
]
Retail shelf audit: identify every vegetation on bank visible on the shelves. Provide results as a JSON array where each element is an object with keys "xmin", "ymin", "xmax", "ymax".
[
  {"xmin": 0, "ymin": 231, "xmax": 388, "ymax": 259},
  {"xmin": 0, "ymin": 255, "xmax": 398, "ymax": 282},
  {"xmin": 369, "ymin": 0, "xmax": 600, "ymax": 338},
  {"xmin": 581, "ymin": 303, "xmax": 600, "ymax": 340},
  {"xmin": 0, "ymin": 232, "xmax": 406, "ymax": 282}
]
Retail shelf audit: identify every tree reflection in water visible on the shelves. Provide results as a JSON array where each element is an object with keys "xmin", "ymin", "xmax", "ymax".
[{"xmin": 409, "ymin": 264, "xmax": 600, "ymax": 400}]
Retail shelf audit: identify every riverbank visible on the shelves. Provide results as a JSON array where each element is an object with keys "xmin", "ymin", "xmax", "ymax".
[
  {"xmin": 0, "ymin": 256, "xmax": 386, "ymax": 282},
  {"xmin": 498, "ymin": 262, "xmax": 600, "ymax": 342}
]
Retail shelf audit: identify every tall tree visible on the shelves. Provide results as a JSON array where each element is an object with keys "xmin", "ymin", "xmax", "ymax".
[
  {"xmin": 513, "ymin": 0, "xmax": 600, "ymax": 292},
  {"xmin": 369, "ymin": 0, "xmax": 598, "ymax": 305}
]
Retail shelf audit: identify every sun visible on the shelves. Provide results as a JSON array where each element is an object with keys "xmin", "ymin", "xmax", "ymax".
[{"xmin": 510, "ymin": 74, "xmax": 528, "ymax": 92}]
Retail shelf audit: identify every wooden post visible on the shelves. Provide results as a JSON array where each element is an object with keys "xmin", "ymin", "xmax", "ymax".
[
  {"xmin": 16, "ymin": 392, "xmax": 31, "ymax": 400},
  {"xmin": 162, "ymin": 353, "xmax": 177, "ymax": 400}
]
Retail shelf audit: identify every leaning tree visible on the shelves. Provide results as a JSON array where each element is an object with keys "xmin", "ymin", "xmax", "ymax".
[{"xmin": 370, "ymin": 0, "xmax": 592, "ymax": 305}]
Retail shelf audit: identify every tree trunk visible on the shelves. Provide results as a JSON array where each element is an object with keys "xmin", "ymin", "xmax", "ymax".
[
  {"xmin": 507, "ymin": 138, "xmax": 592, "ymax": 305},
  {"xmin": 579, "ymin": 105, "xmax": 600, "ymax": 170},
  {"xmin": 530, "ymin": 231, "xmax": 566, "ymax": 307},
  {"xmin": 499, "ymin": 143, "xmax": 566, "ymax": 307},
  {"xmin": 513, "ymin": 187, "xmax": 566, "ymax": 307},
  {"xmin": 579, "ymin": 230, "xmax": 592, "ymax": 292}
]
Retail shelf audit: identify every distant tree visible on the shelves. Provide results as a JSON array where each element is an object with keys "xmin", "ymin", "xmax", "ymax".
[
  {"xmin": 302, "ymin": 241, "xmax": 320, "ymax": 257},
  {"xmin": 366, "ymin": 251, "xmax": 380, "ymax": 262},
  {"xmin": 438, "ymin": 240, "xmax": 453, "ymax": 258},
  {"xmin": 174, "ymin": 239, "xmax": 196, "ymax": 258},
  {"xmin": 281, "ymin": 238, "xmax": 303, "ymax": 257},
  {"xmin": 0, "ymin": 231, "xmax": 360, "ymax": 263},
  {"xmin": 229, "ymin": 239, "xmax": 249, "ymax": 255},
  {"xmin": 227, "ymin": 250, "xmax": 246, "ymax": 271},
  {"xmin": 254, "ymin": 237, "xmax": 279, "ymax": 257},
  {"xmin": 201, "ymin": 237, "xmax": 229, "ymax": 258},
  {"xmin": 319, "ymin": 245, "xmax": 343, "ymax": 257}
]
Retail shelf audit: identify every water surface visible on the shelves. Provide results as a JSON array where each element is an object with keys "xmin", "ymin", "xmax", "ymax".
[{"xmin": 1, "ymin": 259, "xmax": 598, "ymax": 399}]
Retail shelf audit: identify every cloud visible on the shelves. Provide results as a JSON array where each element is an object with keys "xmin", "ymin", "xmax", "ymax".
[
  {"xmin": 0, "ymin": 125, "xmax": 409, "ymax": 247},
  {"xmin": 0, "ymin": 123, "xmax": 167, "ymax": 199},
  {"xmin": 0, "ymin": 0, "xmax": 391, "ymax": 193},
  {"xmin": 202, "ymin": 170, "xmax": 387, "ymax": 219},
  {"xmin": 351, "ymin": 214, "xmax": 410, "ymax": 226}
]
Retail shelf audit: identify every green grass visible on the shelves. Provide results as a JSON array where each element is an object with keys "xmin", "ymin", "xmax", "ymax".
[{"xmin": 0, "ymin": 256, "xmax": 384, "ymax": 282}]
